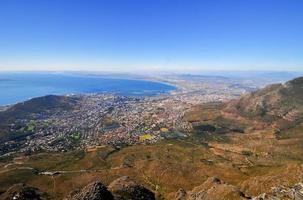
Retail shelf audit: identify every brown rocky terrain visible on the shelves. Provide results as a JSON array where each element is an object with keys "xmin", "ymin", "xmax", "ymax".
[
  {"xmin": 174, "ymin": 177, "xmax": 249, "ymax": 200},
  {"xmin": 181, "ymin": 77, "xmax": 303, "ymax": 199},
  {"xmin": 65, "ymin": 176, "xmax": 156, "ymax": 200},
  {"xmin": 0, "ymin": 183, "xmax": 44, "ymax": 200},
  {"xmin": 65, "ymin": 181, "xmax": 114, "ymax": 200},
  {"xmin": 174, "ymin": 177, "xmax": 303, "ymax": 200},
  {"xmin": 227, "ymin": 76, "xmax": 303, "ymax": 128},
  {"xmin": 1, "ymin": 176, "xmax": 155, "ymax": 200}
]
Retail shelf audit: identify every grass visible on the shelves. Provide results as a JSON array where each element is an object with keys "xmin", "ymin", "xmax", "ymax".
[
  {"xmin": 0, "ymin": 140, "xmax": 228, "ymax": 199},
  {"xmin": 1, "ymin": 126, "xmax": 303, "ymax": 200},
  {"xmin": 71, "ymin": 132, "xmax": 81, "ymax": 140},
  {"xmin": 160, "ymin": 128, "xmax": 169, "ymax": 133},
  {"xmin": 0, "ymin": 169, "xmax": 36, "ymax": 191},
  {"xmin": 139, "ymin": 134, "xmax": 156, "ymax": 141}
]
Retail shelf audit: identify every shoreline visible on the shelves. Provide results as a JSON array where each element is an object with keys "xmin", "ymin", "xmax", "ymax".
[{"xmin": 0, "ymin": 73, "xmax": 178, "ymax": 107}]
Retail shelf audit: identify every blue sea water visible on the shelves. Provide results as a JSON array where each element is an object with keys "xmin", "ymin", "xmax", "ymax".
[{"xmin": 0, "ymin": 73, "xmax": 176, "ymax": 105}]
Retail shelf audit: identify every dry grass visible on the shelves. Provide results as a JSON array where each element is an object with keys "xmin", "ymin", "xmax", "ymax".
[{"xmin": 1, "ymin": 121, "xmax": 303, "ymax": 199}]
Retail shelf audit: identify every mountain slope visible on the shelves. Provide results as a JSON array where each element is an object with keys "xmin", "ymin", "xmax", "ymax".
[
  {"xmin": 231, "ymin": 77, "xmax": 303, "ymax": 125},
  {"xmin": 0, "ymin": 95, "xmax": 79, "ymax": 140}
]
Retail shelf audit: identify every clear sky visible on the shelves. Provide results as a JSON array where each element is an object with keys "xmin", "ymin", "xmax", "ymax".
[{"xmin": 0, "ymin": 0, "xmax": 302, "ymax": 72}]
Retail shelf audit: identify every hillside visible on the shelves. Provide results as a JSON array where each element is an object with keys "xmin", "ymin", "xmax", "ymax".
[
  {"xmin": 186, "ymin": 77, "xmax": 303, "ymax": 135},
  {"xmin": 181, "ymin": 77, "xmax": 303, "ymax": 199},
  {"xmin": 0, "ymin": 95, "xmax": 79, "ymax": 141},
  {"xmin": 230, "ymin": 77, "xmax": 303, "ymax": 126},
  {"xmin": 0, "ymin": 95, "xmax": 78, "ymax": 120}
]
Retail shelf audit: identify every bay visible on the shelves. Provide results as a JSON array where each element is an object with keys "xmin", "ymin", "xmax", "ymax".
[{"xmin": 0, "ymin": 73, "xmax": 175, "ymax": 105}]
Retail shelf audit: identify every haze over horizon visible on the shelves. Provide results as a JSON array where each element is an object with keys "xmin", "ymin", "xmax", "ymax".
[{"xmin": 0, "ymin": 0, "xmax": 303, "ymax": 72}]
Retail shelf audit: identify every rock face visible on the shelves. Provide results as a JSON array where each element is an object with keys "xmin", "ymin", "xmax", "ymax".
[
  {"xmin": 176, "ymin": 177, "xmax": 303, "ymax": 200},
  {"xmin": 65, "ymin": 177, "xmax": 155, "ymax": 200},
  {"xmin": 175, "ymin": 177, "xmax": 248, "ymax": 200},
  {"xmin": 108, "ymin": 176, "xmax": 155, "ymax": 200},
  {"xmin": 0, "ymin": 183, "xmax": 42, "ymax": 200},
  {"xmin": 65, "ymin": 181, "xmax": 114, "ymax": 200},
  {"xmin": 175, "ymin": 188, "xmax": 187, "ymax": 200},
  {"xmin": 252, "ymin": 182, "xmax": 303, "ymax": 200}
]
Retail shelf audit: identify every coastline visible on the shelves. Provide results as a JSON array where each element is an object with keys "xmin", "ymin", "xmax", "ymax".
[{"xmin": 0, "ymin": 72, "xmax": 178, "ymax": 106}]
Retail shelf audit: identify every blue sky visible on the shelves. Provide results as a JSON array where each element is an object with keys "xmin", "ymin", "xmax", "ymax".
[{"xmin": 0, "ymin": 0, "xmax": 302, "ymax": 72}]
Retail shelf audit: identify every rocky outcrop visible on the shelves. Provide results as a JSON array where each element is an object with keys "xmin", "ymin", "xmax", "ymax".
[
  {"xmin": 175, "ymin": 188, "xmax": 187, "ymax": 200},
  {"xmin": 65, "ymin": 176, "xmax": 155, "ymax": 200},
  {"xmin": 65, "ymin": 181, "xmax": 114, "ymax": 200},
  {"xmin": 0, "ymin": 183, "xmax": 43, "ymax": 200},
  {"xmin": 176, "ymin": 177, "xmax": 303, "ymax": 200},
  {"xmin": 252, "ymin": 182, "xmax": 303, "ymax": 200},
  {"xmin": 108, "ymin": 176, "xmax": 155, "ymax": 200},
  {"xmin": 175, "ymin": 177, "xmax": 249, "ymax": 200}
]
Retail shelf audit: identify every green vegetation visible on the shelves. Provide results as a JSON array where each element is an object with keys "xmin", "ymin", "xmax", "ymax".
[
  {"xmin": 191, "ymin": 124, "xmax": 230, "ymax": 143},
  {"xmin": 25, "ymin": 120, "xmax": 36, "ymax": 132},
  {"xmin": 139, "ymin": 134, "xmax": 156, "ymax": 141},
  {"xmin": 71, "ymin": 132, "xmax": 81, "ymax": 140}
]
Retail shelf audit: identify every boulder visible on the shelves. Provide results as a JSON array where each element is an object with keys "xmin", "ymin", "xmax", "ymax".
[
  {"xmin": 108, "ymin": 176, "xmax": 155, "ymax": 200},
  {"xmin": 65, "ymin": 181, "xmax": 113, "ymax": 200},
  {"xmin": 0, "ymin": 183, "xmax": 42, "ymax": 200},
  {"xmin": 175, "ymin": 188, "xmax": 187, "ymax": 200}
]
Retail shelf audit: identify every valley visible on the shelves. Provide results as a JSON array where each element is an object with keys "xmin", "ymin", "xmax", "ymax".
[{"xmin": 0, "ymin": 75, "xmax": 303, "ymax": 200}]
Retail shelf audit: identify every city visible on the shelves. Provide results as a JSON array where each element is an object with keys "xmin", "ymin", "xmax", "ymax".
[{"xmin": 0, "ymin": 74, "xmax": 263, "ymax": 157}]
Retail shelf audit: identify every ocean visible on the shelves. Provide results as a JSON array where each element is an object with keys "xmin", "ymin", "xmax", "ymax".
[{"xmin": 0, "ymin": 73, "xmax": 176, "ymax": 105}]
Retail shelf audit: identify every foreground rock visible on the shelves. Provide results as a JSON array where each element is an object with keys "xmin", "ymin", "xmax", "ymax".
[
  {"xmin": 175, "ymin": 188, "xmax": 187, "ymax": 200},
  {"xmin": 65, "ymin": 176, "xmax": 155, "ymax": 200},
  {"xmin": 0, "ymin": 183, "xmax": 43, "ymax": 200},
  {"xmin": 175, "ymin": 177, "xmax": 303, "ymax": 200},
  {"xmin": 108, "ymin": 176, "xmax": 155, "ymax": 200},
  {"xmin": 65, "ymin": 181, "xmax": 114, "ymax": 200},
  {"xmin": 252, "ymin": 182, "xmax": 303, "ymax": 200},
  {"xmin": 176, "ymin": 177, "xmax": 249, "ymax": 200}
]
